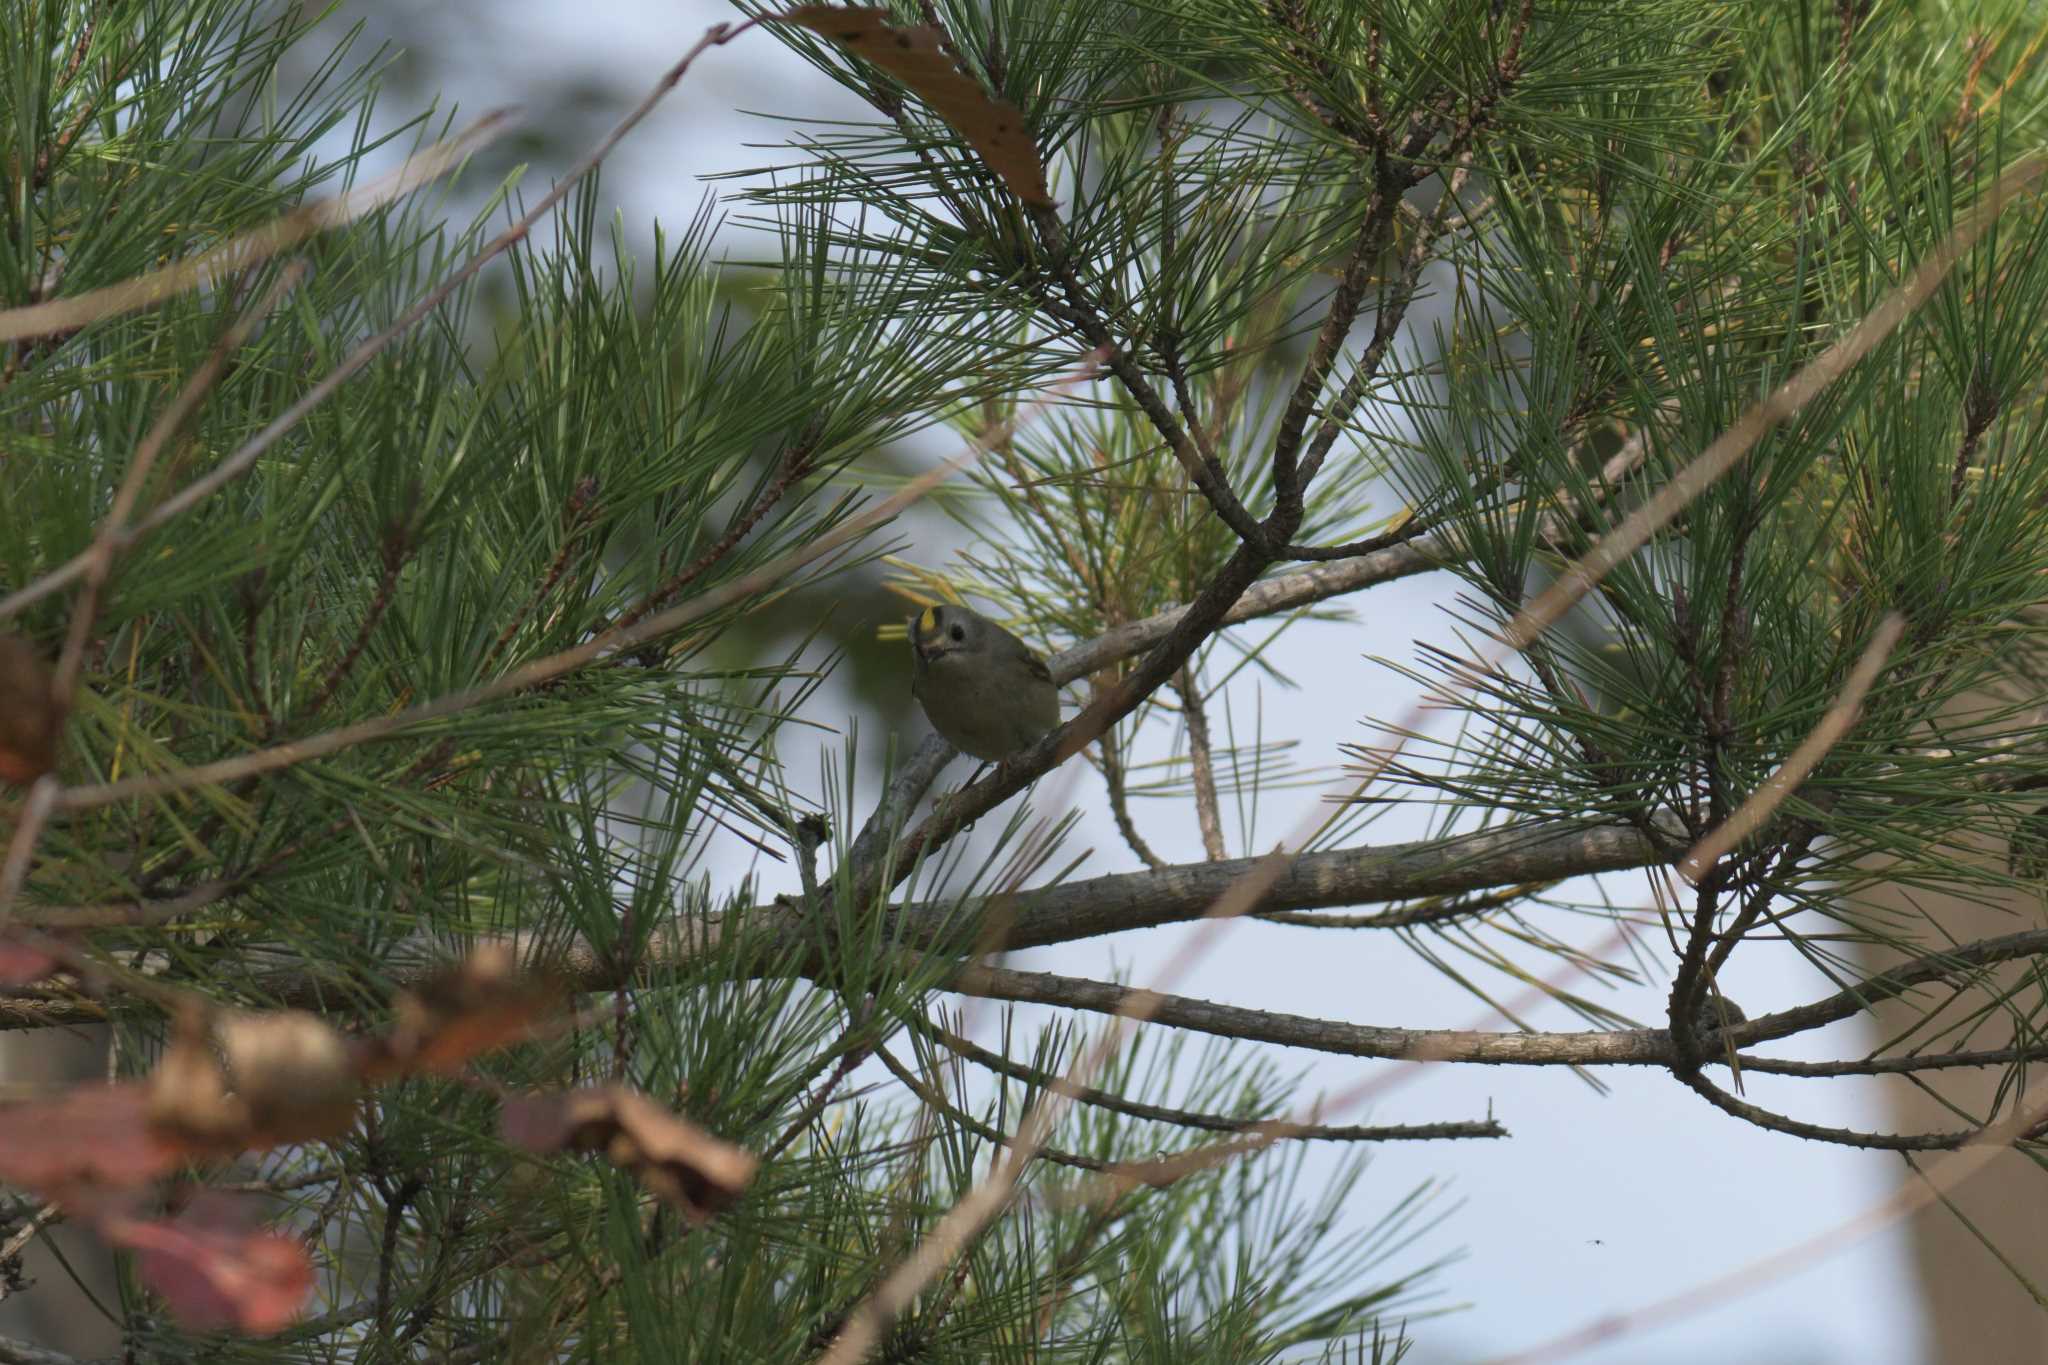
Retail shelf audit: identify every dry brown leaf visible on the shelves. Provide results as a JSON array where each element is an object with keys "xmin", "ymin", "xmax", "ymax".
[
  {"xmin": 147, "ymin": 1009, "xmax": 358, "ymax": 1152},
  {"xmin": 0, "ymin": 636, "xmax": 59, "ymax": 786},
  {"xmin": 501, "ymin": 1084, "xmax": 758, "ymax": 1222},
  {"xmin": 147, "ymin": 1018, "xmax": 250, "ymax": 1153},
  {"xmin": 215, "ymin": 1010, "xmax": 360, "ymax": 1143},
  {"xmin": 364, "ymin": 943, "xmax": 561, "ymax": 1081},
  {"xmin": 784, "ymin": 6, "xmax": 1052, "ymax": 207}
]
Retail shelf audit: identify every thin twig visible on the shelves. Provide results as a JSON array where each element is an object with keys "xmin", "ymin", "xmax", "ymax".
[
  {"xmin": 0, "ymin": 779, "xmax": 59, "ymax": 915},
  {"xmin": 608, "ymin": 429, "xmax": 817, "ymax": 635},
  {"xmin": 0, "ymin": 1202, "xmax": 61, "ymax": 1301},
  {"xmin": 1097, "ymin": 733, "xmax": 1168, "ymax": 871},
  {"xmin": 874, "ymin": 1044, "xmax": 1109, "ymax": 1172}
]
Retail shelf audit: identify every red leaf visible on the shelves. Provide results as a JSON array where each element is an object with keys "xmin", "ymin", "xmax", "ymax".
[
  {"xmin": 0, "ymin": 1084, "xmax": 185, "ymax": 1196},
  {"xmin": 0, "ymin": 941, "xmax": 60, "ymax": 986},
  {"xmin": 109, "ymin": 1199, "xmax": 311, "ymax": 1335}
]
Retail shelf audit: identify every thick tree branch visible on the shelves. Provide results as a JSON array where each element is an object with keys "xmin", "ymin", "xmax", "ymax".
[
  {"xmin": 944, "ymin": 961, "xmax": 1687, "ymax": 1066},
  {"xmin": 888, "ymin": 821, "xmax": 1664, "ymax": 951}
]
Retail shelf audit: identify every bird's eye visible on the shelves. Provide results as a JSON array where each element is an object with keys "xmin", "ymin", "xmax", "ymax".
[{"xmin": 949, "ymin": 624, "xmax": 966, "ymax": 642}]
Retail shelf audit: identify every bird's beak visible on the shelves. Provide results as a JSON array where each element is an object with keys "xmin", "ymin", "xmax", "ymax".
[{"xmin": 910, "ymin": 608, "xmax": 941, "ymax": 662}]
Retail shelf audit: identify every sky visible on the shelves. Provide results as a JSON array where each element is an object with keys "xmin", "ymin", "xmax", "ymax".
[{"xmin": 323, "ymin": 3, "xmax": 1937, "ymax": 1360}]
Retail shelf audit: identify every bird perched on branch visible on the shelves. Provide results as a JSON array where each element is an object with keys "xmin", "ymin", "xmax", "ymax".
[{"xmin": 908, "ymin": 604, "xmax": 1060, "ymax": 762}]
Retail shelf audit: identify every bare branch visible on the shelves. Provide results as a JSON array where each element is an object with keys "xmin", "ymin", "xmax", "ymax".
[
  {"xmin": 1097, "ymin": 734, "xmax": 1168, "ymax": 871},
  {"xmin": 1171, "ymin": 670, "xmax": 1227, "ymax": 861},
  {"xmin": 921, "ymin": 1020, "xmax": 1503, "ymax": 1142},
  {"xmin": 1050, "ymin": 539, "xmax": 1438, "ymax": 682},
  {"xmin": 944, "ymin": 960, "xmax": 1685, "ymax": 1067}
]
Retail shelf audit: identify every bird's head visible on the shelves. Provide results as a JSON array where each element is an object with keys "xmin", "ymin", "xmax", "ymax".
[{"xmin": 909, "ymin": 604, "xmax": 974, "ymax": 665}]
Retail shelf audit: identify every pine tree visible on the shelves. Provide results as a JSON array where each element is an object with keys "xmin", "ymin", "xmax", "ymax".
[{"xmin": 3, "ymin": 1, "xmax": 2048, "ymax": 1360}]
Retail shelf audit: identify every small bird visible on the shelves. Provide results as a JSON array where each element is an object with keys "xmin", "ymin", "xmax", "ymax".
[{"xmin": 908, "ymin": 604, "xmax": 1060, "ymax": 761}]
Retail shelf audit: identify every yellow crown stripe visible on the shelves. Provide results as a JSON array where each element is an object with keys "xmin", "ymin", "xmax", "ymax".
[{"xmin": 918, "ymin": 607, "xmax": 940, "ymax": 635}]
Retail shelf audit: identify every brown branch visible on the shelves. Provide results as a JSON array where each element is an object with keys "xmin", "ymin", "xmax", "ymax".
[
  {"xmin": 1279, "ymin": 512, "xmax": 1435, "ymax": 563},
  {"xmin": 896, "ymin": 821, "xmax": 1662, "ymax": 951},
  {"xmin": 1680, "ymin": 1067, "xmax": 1983, "ymax": 1152},
  {"xmin": 0, "ymin": 1330, "xmax": 86, "ymax": 1365},
  {"xmin": 1096, "ymin": 734, "xmax": 1168, "ymax": 871},
  {"xmin": 1024, "ymin": 206, "xmax": 1272, "ymax": 551},
  {"xmin": 1667, "ymin": 614, "xmax": 1905, "ymax": 1061},
  {"xmin": 0, "ymin": 818, "xmax": 1670, "ymax": 1025},
  {"xmin": 1732, "ymin": 1044, "xmax": 2048, "ymax": 1079},
  {"xmin": 1253, "ymin": 880, "xmax": 1558, "ymax": 929},
  {"xmin": 1048, "ymin": 538, "xmax": 1440, "ymax": 683},
  {"xmin": 942, "ymin": 960, "xmax": 1687, "ymax": 1067},
  {"xmin": 28, "ymin": 13, "xmax": 103, "ymax": 193},
  {"xmin": 300, "ymin": 520, "xmax": 412, "ymax": 719},
  {"xmin": 1949, "ymin": 357, "xmax": 2000, "ymax": 508},
  {"xmin": 874, "ymin": 1044, "xmax": 1109, "ymax": 1172},
  {"xmin": 1267, "ymin": 178, "xmax": 1402, "ymax": 515},
  {"xmin": 1291, "ymin": 158, "xmax": 1473, "ymax": 495},
  {"xmin": 1172, "ymin": 669, "xmax": 1227, "ymax": 861},
  {"xmin": 920, "ymin": 1019, "xmax": 1504, "ymax": 1142},
  {"xmin": 1739, "ymin": 926, "xmax": 2048, "ymax": 1045},
  {"xmin": 0, "ymin": 1202, "xmax": 61, "ymax": 1303}
]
